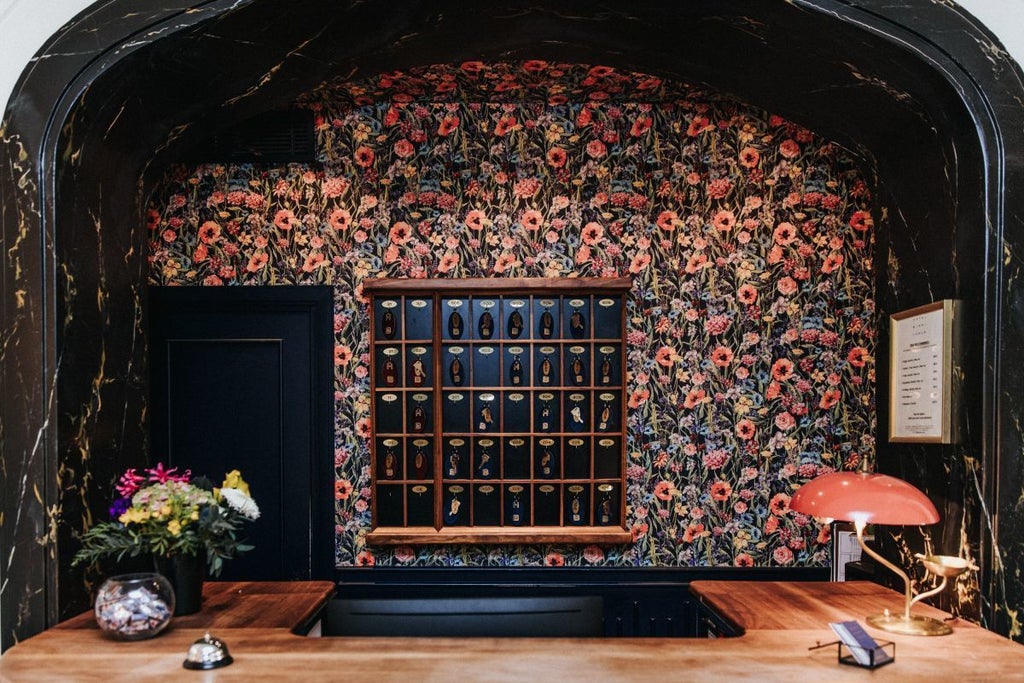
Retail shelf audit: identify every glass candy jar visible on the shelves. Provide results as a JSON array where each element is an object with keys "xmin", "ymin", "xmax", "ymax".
[{"xmin": 94, "ymin": 573, "xmax": 175, "ymax": 640}]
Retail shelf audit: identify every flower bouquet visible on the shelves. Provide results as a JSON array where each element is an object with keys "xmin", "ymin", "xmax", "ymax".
[{"xmin": 73, "ymin": 463, "xmax": 260, "ymax": 578}]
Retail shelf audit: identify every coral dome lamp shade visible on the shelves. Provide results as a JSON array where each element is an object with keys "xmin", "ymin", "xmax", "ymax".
[{"xmin": 790, "ymin": 470, "xmax": 948, "ymax": 636}]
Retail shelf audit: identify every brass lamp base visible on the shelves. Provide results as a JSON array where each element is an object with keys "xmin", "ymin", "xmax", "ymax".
[{"xmin": 867, "ymin": 611, "xmax": 952, "ymax": 636}]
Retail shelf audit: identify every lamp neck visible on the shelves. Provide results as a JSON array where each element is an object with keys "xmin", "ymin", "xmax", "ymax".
[{"xmin": 854, "ymin": 521, "xmax": 913, "ymax": 621}]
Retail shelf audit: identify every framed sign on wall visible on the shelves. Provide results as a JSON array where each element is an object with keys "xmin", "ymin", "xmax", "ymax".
[{"xmin": 888, "ymin": 300, "xmax": 960, "ymax": 444}]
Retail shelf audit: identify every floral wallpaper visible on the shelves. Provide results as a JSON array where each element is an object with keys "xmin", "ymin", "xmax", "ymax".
[{"xmin": 147, "ymin": 62, "xmax": 876, "ymax": 568}]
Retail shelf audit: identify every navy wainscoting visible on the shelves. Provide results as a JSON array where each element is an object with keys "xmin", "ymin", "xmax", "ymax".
[{"xmin": 331, "ymin": 567, "xmax": 826, "ymax": 638}]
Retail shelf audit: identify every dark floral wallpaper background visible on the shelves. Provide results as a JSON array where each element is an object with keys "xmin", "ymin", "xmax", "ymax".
[{"xmin": 147, "ymin": 62, "xmax": 876, "ymax": 568}]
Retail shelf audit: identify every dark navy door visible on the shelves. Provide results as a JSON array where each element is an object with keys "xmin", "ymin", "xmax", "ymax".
[{"xmin": 148, "ymin": 286, "xmax": 334, "ymax": 580}]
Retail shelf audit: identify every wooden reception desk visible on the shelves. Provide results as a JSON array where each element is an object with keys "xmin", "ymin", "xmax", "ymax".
[{"xmin": 2, "ymin": 580, "xmax": 1023, "ymax": 681}]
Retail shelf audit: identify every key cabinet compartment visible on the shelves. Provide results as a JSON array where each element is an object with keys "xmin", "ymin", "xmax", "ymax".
[{"xmin": 364, "ymin": 277, "xmax": 631, "ymax": 545}]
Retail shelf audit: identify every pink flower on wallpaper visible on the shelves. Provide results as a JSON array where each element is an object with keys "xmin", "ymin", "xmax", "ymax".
[
  {"xmin": 388, "ymin": 221, "xmax": 412, "ymax": 245},
  {"xmin": 687, "ymin": 115, "xmax": 710, "ymax": 136},
  {"xmin": 847, "ymin": 346, "xmax": 870, "ymax": 367},
  {"xmin": 771, "ymin": 358, "xmax": 794, "ymax": 381},
  {"xmin": 683, "ymin": 389, "xmax": 708, "ymax": 409},
  {"xmin": 628, "ymin": 252, "xmax": 651, "ymax": 273},
  {"xmin": 821, "ymin": 252, "xmax": 844, "ymax": 273},
  {"xmin": 777, "ymin": 276, "xmax": 798, "ymax": 296},
  {"xmin": 706, "ymin": 178, "xmax": 732, "ymax": 199},
  {"xmin": 335, "ymin": 479, "xmax": 353, "ymax": 500},
  {"xmin": 246, "ymin": 252, "xmax": 268, "ymax": 273},
  {"xmin": 773, "ymin": 546, "xmax": 794, "ymax": 565},
  {"xmin": 710, "ymin": 481, "xmax": 732, "ymax": 501},
  {"xmin": 544, "ymin": 552, "xmax": 565, "ymax": 567},
  {"xmin": 438, "ymin": 252, "xmax": 459, "ymax": 273},
  {"xmin": 737, "ymin": 284, "xmax": 758, "ymax": 304},
  {"xmin": 322, "ymin": 176, "xmax": 350, "ymax": 198},
  {"xmin": 683, "ymin": 523, "xmax": 705, "ymax": 543},
  {"xmin": 328, "ymin": 208, "xmax": 352, "ymax": 231},
  {"xmin": 629, "ymin": 116, "xmax": 653, "ymax": 137},
  {"xmin": 775, "ymin": 412, "xmax": 796, "ymax": 431},
  {"xmin": 582, "ymin": 545, "xmax": 604, "ymax": 563},
  {"xmin": 778, "ymin": 139, "xmax": 801, "ymax": 159},
  {"xmin": 393, "ymin": 139, "xmax": 415, "ymax": 158},
  {"xmin": 581, "ymin": 222, "xmax": 604, "ymax": 245},
  {"xmin": 465, "ymin": 209, "xmax": 486, "ymax": 231},
  {"xmin": 493, "ymin": 252, "xmax": 518, "ymax": 273},
  {"xmin": 711, "ymin": 210, "xmax": 735, "ymax": 232},
  {"xmin": 769, "ymin": 494, "xmax": 792, "ymax": 516},
  {"xmin": 520, "ymin": 209, "xmax": 543, "ymax": 231},
  {"xmin": 513, "ymin": 177, "xmax": 540, "ymax": 199},
  {"xmin": 494, "ymin": 116, "xmax": 518, "ymax": 136},
  {"xmin": 585, "ymin": 139, "xmax": 607, "ymax": 159}
]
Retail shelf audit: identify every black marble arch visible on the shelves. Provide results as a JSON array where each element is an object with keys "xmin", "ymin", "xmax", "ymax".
[{"xmin": 2, "ymin": 0, "xmax": 1024, "ymax": 647}]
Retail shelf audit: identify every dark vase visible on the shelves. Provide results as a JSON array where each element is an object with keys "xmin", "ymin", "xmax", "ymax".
[{"xmin": 156, "ymin": 552, "xmax": 204, "ymax": 616}]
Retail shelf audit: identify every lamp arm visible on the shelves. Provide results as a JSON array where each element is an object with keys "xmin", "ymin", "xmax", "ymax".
[
  {"xmin": 910, "ymin": 576, "xmax": 948, "ymax": 609},
  {"xmin": 855, "ymin": 521, "xmax": 913, "ymax": 621}
]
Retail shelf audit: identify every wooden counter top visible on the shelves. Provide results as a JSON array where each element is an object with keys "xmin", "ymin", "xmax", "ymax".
[{"xmin": 3, "ymin": 580, "xmax": 1024, "ymax": 682}]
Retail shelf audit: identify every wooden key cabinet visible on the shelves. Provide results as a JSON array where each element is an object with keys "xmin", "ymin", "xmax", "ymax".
[{"xmin": 363, "ymin": 277, "xmax": 632, "ymax": 545}]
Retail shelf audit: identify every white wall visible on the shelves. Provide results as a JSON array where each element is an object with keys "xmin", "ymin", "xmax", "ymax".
[{"xmin": 0, "ymin": 0, "xmax": 95, "ymax": 117}]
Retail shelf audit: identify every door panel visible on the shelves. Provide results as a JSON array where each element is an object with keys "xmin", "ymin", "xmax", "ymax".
[{"xmin": 148, "ymin": 286, "xmax": 333, "ymax": 580}]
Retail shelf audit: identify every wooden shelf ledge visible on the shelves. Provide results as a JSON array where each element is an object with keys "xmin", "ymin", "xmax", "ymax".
[{"xmin": 366, "ymin": 526, "xmax": 632, "ymax": 545}]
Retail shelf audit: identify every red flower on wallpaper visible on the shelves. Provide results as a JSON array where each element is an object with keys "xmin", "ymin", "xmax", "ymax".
[
  {"xmin": 710, "ymin": 481, "xmax": 732, "ymax": 501},
  {"xmin": 629, "ymin": 116, "xmax": 653, "ymax": 137},
  {"xmin": 438, "ymin": 116, "xmax": 460, "ymax": 136},
  {"xmin": 656, "ymin": 210, "xmax": 678, "ymax": 231},
  {"xmin": 354, "ymin": 146, "xmax": 375, "ymax": 168},
  {"xmin": 849, "ymin": 210, "xmax": 874, "ymax": 231},
  {"xmin": 847, "ymin": 346, "xmax": 870, "ymax": 367},
  {"xmin": 546, "ymin": 147, "xmax": 567, "ymax": 168},
  {"xmin": 738, "ymin": 146, "xmax": 760, "ymax": 168},
  {"xmin": 735, "ymin": 419, "xmax": 756, "ymax": 440},
  {"xmin": 495, "ymin": 116, "xmax": 518, "ymax": 136},
  {"xmin": 710, "ymin": 345, "xmax": 733, "ymax": 367}
]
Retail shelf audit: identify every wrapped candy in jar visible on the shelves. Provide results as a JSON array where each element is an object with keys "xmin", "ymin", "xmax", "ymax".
[{"xmin": 94, "ymin": 573, "xmax": 175, "ymax": 640}]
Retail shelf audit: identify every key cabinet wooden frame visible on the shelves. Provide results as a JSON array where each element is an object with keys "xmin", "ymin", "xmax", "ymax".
[{"xmin": 363, "ymin": 277, "xmax": 632, "ymax": 545}]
